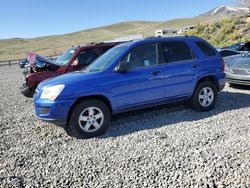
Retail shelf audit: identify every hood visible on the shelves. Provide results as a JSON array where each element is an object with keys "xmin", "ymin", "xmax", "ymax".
[
  {"xmin": 231, "ymin": 58, "xmax": 250, "ymax": 69},
  {"xmin": 37, "ymin": 71, "xmax": 99, "ymax": 90},
  {"xmin": 26, "ymin": 52, "xmax": 60, "ymax": 69}
]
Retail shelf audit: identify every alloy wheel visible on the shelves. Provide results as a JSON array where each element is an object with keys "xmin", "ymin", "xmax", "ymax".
[
  {"xmin": 198, "ymin": 87, "xmax": 214, "ymax": 107},
  {"xmin": 78, "ymin": 107, "xmax": 104, "ymax": 133}
]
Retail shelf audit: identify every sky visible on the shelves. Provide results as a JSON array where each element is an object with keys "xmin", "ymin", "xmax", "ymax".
[{"xmin": 0, "ymin": 0, "xmax": 235, "ymax": 39}]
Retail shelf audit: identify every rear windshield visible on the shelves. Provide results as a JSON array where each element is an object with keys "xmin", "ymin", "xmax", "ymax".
[
  {"xmin": 219, "ymin": 50, "xmax": 241, "ymax": 57},
  {"xmin": 196, "ymin": 42, "xmax": 216, "ymax": 57}
]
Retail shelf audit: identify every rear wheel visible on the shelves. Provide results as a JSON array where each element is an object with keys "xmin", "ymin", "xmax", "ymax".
[
  {"xmin": 69, "ymin": 99, "xmax": 110, "ymax": 139},
  {"xmin": 190, "ymin": 81, "xmax": 218, "ymax": 112}
]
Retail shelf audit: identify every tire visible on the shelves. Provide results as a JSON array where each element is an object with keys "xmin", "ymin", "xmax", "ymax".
[
  {"xmin": 189, "ymin": 81, "xmax": 218, "ymax": 112},
  {"xmin": 69, "ymin": 99, "xmax": 111, "ymax": 139}
]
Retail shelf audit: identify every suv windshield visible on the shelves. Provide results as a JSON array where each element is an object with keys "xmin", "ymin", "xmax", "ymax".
[
  {"xmin": 84, "ymin": 45, "xmax": 127, "ymax": 72},
  {"xmin": 244, "ymin": 52, "xmax": 250, "ymax": 58},
  {"xmin": 228, "ymin": 44, "xmax": 243, "ymax": 51},
  {"xmin": 54, "ymin": 48, "xmax": 76, "ymax": 66}
]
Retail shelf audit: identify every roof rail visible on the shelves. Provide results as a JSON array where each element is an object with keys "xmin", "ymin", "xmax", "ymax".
[{"xmin": 146, "ymin": 35, "xmax": 189, "ymax": 39}]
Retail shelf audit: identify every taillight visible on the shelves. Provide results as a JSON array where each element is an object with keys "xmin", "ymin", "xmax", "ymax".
[{"xmin": 221, "ymin": 58, "xmax": 225, "ymax": 72}]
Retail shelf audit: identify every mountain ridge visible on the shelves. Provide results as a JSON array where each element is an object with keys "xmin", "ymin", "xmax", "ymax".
[{"xmin": 199, "ymin": 5, "xmax": 250, "ymax": 17}]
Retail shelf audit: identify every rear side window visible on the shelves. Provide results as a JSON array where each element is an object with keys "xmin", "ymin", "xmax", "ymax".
[
  {"xmin": 196, "ymin": 42, "xmax": 216, "ymax": 56},
  {"xmin": 161, "ymin": 42, "xmax": 195, "ymax": 63}
]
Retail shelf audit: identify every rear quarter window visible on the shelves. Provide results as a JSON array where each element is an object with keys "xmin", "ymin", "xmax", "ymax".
[{"xmin": 195, "ymin": 42, "xmax": 216, "ymax": 57}]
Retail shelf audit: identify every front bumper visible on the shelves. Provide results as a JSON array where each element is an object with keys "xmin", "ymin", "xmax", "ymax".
[
  {"xmin": 34, "ymin": 95, "xmax": 75, "ymax": 125},
  {"xmin": 226, "ymin": 73, "xmax": 250, "ymax": 86}
]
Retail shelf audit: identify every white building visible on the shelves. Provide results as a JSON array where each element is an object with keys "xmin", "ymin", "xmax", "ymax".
[
  {"xmin": 155, "ymin": 29, "xmax": 178, "ymax": 37},
  {"xmin": 177, "ymin": 26, "xmax": 196, "ymax": 34}
]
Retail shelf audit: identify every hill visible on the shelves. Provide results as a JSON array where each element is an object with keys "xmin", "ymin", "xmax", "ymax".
[
  {"xmin": 0, "ymin": 16, "xmax": 219, "ymax": 61},
  {"xmin": 187, "ymin": 14, "xmax": 250, "ymax": 47},
  {"xmin": 200, "ymin": 5, "xmax": 249, "ymax": 17}
]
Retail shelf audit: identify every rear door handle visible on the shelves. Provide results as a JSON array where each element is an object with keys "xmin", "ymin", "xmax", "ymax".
[
  {"xmin": 151, "ymin": 70, "xmax": 161, "ymax": 75},
  {"xmin": 192, "ymin": 63, "xmax": 201, "ymax": 68}
]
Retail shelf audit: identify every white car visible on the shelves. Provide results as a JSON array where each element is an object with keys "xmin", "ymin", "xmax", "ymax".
[{"xmin": 217, "ymin": 49, "xmax": 247, "ymax": 66}]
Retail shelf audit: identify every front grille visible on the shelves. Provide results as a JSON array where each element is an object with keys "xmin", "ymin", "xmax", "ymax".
[
  {"xmin": 227, "ymin": 78, "xmax": 250, "ymax": 85},
  {"xmin": 231, "ymin": 69, "xmax": 250, "ymax": 75}
]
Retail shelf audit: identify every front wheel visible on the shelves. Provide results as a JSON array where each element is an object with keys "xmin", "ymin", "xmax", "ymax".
[
  {"xmin": 69, "ymin": 99, "xmax": 111, "ymax": 139},
  {"xmin": 190, "ymin": 81, "xmax": 218, "ymax": 112}
]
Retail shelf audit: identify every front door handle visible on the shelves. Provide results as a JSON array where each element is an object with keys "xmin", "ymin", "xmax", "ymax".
[
  {"xmin": 151, "ymin": 70, "xmax": 161, "ymax": 76},
  {"xmin": 192, "ymin": 63, "xmax": 201, "ymax": 68}
]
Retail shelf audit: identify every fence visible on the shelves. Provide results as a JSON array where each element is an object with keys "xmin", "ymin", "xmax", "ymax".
[{"xmin": 0, "ymin": 54, "xmax": 61, "ymax": 67}]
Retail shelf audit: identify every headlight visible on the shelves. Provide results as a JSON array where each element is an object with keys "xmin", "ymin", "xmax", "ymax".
[{"xmin": 40, "ymin": 84, "xmax": 65, "ymax": 101}]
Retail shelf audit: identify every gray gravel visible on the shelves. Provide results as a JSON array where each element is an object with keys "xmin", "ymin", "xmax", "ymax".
[{"xmin": 1, "ymin": 65, "xmax": 250, "ymax": 188}]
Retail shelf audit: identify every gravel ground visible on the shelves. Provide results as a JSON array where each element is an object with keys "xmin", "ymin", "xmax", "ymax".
[{"xmin": 1, "ymin": 65, "xmax": 250, "ymax": 188}]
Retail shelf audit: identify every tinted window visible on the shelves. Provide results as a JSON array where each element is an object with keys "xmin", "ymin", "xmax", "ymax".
[
  {"xmin": 121, "ymin": 43, "xmax": 158, "ymax": 69},
  {"xmin": 219, "ymin": 50, "xmax": 241, "ymax": 57},
  {"xmin": 77, "ymin": 51, "xmax": 99, "ymax": 65},
  {"xmin": 196, "ymin": 42, "xmax": 216, "ymax": 56},
  {"xmin": 103, "ymin": 46, "xmax": 113, "ymax": 53},
  {"xmin": 161, "ymin": 42, "xmax": 195, "ymax": 63},
  {"xmin": 242, "ymin": 43, "xmax": 250, "ymax": 51}
]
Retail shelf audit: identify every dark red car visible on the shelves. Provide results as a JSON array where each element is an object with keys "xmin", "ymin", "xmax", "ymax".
[{"xmin": 20, "ymin": 42, "xmax": 122, "ymax": 98}]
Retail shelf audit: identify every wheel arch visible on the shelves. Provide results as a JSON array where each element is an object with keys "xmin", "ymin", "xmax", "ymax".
[
  {"xmin": 194, "ymin": 75, "xmax": 220, "ymax": 92},
  {"xmin": 67, "ymin": 95, "xmax": 113, "ymax": 125}
]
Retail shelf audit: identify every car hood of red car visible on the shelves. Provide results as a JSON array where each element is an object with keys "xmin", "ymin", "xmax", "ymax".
[{"xmin": 26, "ymin": 52, "xmax": 60, "ymax": 68}]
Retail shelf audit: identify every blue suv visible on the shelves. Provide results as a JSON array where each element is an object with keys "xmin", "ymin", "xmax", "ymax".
[{"xmin": 34, "ymin": 36, "xmax": 225, "ymax": 138}]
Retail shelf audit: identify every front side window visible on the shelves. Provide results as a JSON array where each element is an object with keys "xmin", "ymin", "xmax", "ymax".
[
  {"xmin": 161, "ymin": 42, "xmax": 195, "ymax": 63},
  {"xmin": 102, "ymin": 46, "xmax": 113, "ymax": 53},
  {"xmin": 77, "ymin": 50, "xmax": 99, "ymax": 65},
  {"xmin": 121, "ymin": 43, "xmax": 158, "ymax": 69}
]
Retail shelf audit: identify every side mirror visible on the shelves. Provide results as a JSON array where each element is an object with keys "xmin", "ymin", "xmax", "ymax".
[
  {"xmin": 71, "ymin": 60, "xmax": 79, "ymax": 67},
  {"xmin": 115, "ymin": 61, "xmax": 130, "ymax": 73}
]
